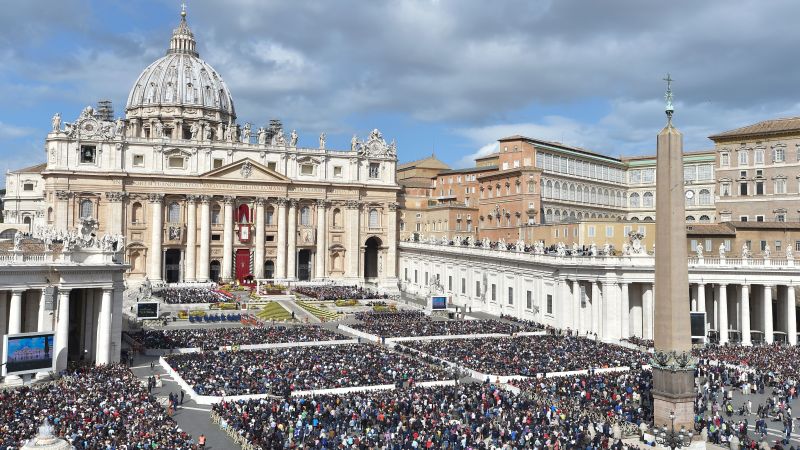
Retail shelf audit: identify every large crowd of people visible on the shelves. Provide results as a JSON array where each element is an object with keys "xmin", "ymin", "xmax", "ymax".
[
  {"xmin": 292, "ymin": 285, "xmax": 386, "ymax": 301},
  {"xmin": 164, "ymin": 343, "xmax": 449, "ymax": 396},
  {"xmin": 211, "ymin": 381, "xmax": 645, "ymax": 449},
  {"xmin": 351, "ymin": 311, "xmax": 538, "ymax": 337},
  {"xmin": 154, "ymin": 287, "xmax": 229, "ymax": 304},
  {"xmin": 403, "ymin": 335, "xmax": 649, "ymax": 376},
  {"xmin": 694, "ymin": 344, "xmax": 800, "ymax": 387},
  {"xmin": 133, "ymin": 325, "xmax": 347, "ymax": 349},
  {"xmin": 0, "ymin": 365, "xmax": 196, "ymax": 449}
]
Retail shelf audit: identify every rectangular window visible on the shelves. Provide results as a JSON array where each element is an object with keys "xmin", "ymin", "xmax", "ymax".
[
  {"xmin": 739, "ymin": 182, "xmax": 748, "ymax": 196},
  {"xmin": 705, "ymin": 239, "xmax": 712, "ymax": 251},
  {"xmin": 526, "ymin": 290, "xmax": 532, "ymax": 309},
  {"xmin": 266, "ymin": 235, "xmax": 275, "ymax": 242},
  {"xmin": 267, "ymin": 162, "xmax": 277, "ymax": 171},
  {"xmin": 755, "ymin": 149, "xmax": 764, "ymax": 165},
  {"xmin": 738, "ymin": 151, "xmax": 748, "ymax": 166},
  {"xmin": 369, "ymin": 163, "xmax": 380, "ymax": 178},
  {"xmin": 168, "ymin": 156, "xmax": 185, "ymax": 169},
  {"xmin": 796, "ymin": 241, "xmax": 800, "ymax": 252},
  {"xmin": 740, "ymin": 216, "xmax": 748, "ymax": 222},
  {"xmin": 414, "ymin": 270, "xmax": 418, "ymax": 283},
  {"xmin": 777, "ymin": 214, "xmax": 786, "ymax": 222},
  {"xmin": 508, "ymin": 287, "xmax": 514, "ymax": 305},
  {"xmin": 23, "ymin": 183, "xmax": 34, "ymax": 191},
  {"xmin": 756, "ymin": 215, "xmax": 764, "ymax": 222},
  {"xmin": 211, "ymin": 234, "xmax": 221, "ymax": 241},
  {"xmin": 721, "ymin": 153, "xmax": 730, "ymax": 167},
  {"xmin": 756, "ymin": 181, "xmax": 764, "ymax": 195},
  {"xmin": 775, "ymin": 148, "xmax": 785, "ymax": 162},
  {"xmin": 683, "ymin": 165, "xmax": 696, "ymax": 182},
  {"xmin": 698, "ymin": 164, "xmax": 713, "ymax": 180},
  {"xmin": 760, "ymin": 240, "xmax": 767, "ymax": 251},
  {"xmin": 80, "ymin": 145, "xmax": 96, "ymax": 164},
  {"xmin": 448, "ymin": 276, "xmax": 453, "ymax": 291},
  {"xmin": 724, "ymin": 239, "xmax": 731, "ymax": 251},
  {"xmin": 546, "ymin": 294, "xmax": 553, "ymax": 314},
  {"xmin": 776, "ymin": 241, "xmax": 782, "ymax": 252},
  {"xmin": 133, "ymin": 154, "xmax": 145, "ymax": 167},
  {"xmin": 475, "ymin": 281, "xmax": 480, "ymax": 297},
  {"xmin": 404, "ymin": 268, "xmax": 408, "ymax": 281},
  {"xmin": 300, "ymin": 164, "xmax": 314, "ymax": 175},
  {"xmin": 776, "ymin": 179, "xmax": 786, "ymax": 194},
  {"xmin": 424, "ymin": 272, "xmax": 428, "ymax": 285},
  {"xmin": 491, "ymin": 284, "xmax": 497, "ymax": 301},
  {"xmin": 606, "ymin": 226, "xmax": 613, "ymax": 238},
  {"xmin": 212, "ymin": 158, "xmax": 224, "ymax": 169},
  {"xmin": 462, "ymin": 278, "xmax": 466, "ymax": 294},
  {"xmin": 588, "ymin": 226, "xmax": 596, "ymax": 238},
  {"xmin": 721, "ymin": 183, "xmax": 731, "ymax": 196},
  {"xmin": 624, "ymin": 225, "xmax": 632, "ymax": 236},
  {"xmin": 690, "ymin": 240, "xmax": 697, "ymax": 251},
  {"xmin": 333, "ymin": 166, "xmax": 342, "ymax": 177}
]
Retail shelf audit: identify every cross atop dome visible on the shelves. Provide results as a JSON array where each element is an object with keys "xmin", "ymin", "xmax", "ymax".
[{"xmin": 168, "ymin": 1, "xmax": 198, "ymax": 57}]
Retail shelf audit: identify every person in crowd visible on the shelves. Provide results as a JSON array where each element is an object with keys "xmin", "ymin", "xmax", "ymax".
[{"xmin": 133, "ymin": 325, "xmax": 346, "ymax": 349}]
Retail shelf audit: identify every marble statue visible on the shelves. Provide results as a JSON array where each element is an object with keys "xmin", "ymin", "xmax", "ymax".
[
  {"xmin": 203, "ymin": 125, "xmax": 212, "ymax": 141},
  {"xmin": 481, "ymin": 237, "xmax": 490, "ymax": 249},
  {"xmin": 695, "ymin": 242, "xmax": 703, "ymax": 258},
  {"xmin": 275, "ymin": 129, "xmax": 286, "ymax": 146},
  {"xmin": 589, "ymin": 243, "xmax": 597, "ymax": 257},
  {"xmin": 440, "ymin": 235, "xmax": 449, "ymax": 245},
  {"xmin": 115, "ymin": 118, "xmax": 126, "ymax": 137},
  {"xmin": 351, "ymin": 134, "xmax": 359, "ymax": 151},
  {"xmin": 515, "ymin": 239, "xmax": 525, "ymax": 252},
  {"xmin": 13, "ymin": 231, "xmax": 23, "ymax": 251},
  {"xmin": 742, "ymin": 243, "xmax": 750, "ymax": 259},
  {"xmin": 719, "ymin": 243, "xmax": 726, "ymax": 258},
  {"xmin": 602, "ymin": 243, "xmax": 611, "ymax": 256},
  {"xmin": 622, "ymin": 242, "xmax": 630, "ymax": 255},
  {"xmin": 497, "ymin": 238, "xmax": 506, "ymax": 251},
  {"xmin": 242, "ymin": 123, "xmax": 252, "ymax": 143},
  {"xmin": 154, "ymin": 120, "xmax": 163, "ymax": 138},
  {"xmin": 257, "ymin": 127, "xmax": 267, "ymax": 145},
  {"xmin": 189, "ymin": 122, "xmax": 199, "ymax": 140},
  {"xmin": 319, "ymin": 132, "xmax": 326, "ymax": 150},
  {"xmin": 572, "ymin": 242, "xmax": 579, "ymax": 254},
  {"xmin": 764, "ymin": 244, "xmax": 771, "ymax": 259},
  {"xmin": 51, "ymin": 113, "xmax": 61, "ymax": 132},
  {"xmin": 290, "ymin": 130, "xmax": 298, "ymax": 147},
  {"xmin": 556, "ymin": 242, "xmax": 566, "ymax": 257},
  {"xmin": 787, "ymin": 246, "xmax": 794, "ymax": 260}
]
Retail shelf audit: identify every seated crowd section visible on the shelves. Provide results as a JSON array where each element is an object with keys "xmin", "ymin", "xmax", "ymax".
[
  {"xmin": 153, "ymin": 287, "xmax": 229, "ymax": 304},
  {"xmin": 134, "ymin": 325, "xmax": 347, "ymax": 349},
  {"xmin": 211, "ymin": 381, "xmax": 647, "ymax": 449},
  {"xmin": 0, "ymin": 365, "xmax": 195, "ymax": 449},
  {"xmin": 351, "ymin": 310, "xmax": 540, "ymax": 337},
  {"xmin": 292, "ymin": 285, "xmax": 386, "ymax": 301},
  {"xmin": 164, "ymin": 343, "xmax": 451, "ymax": 396},
  {"xmin": 402, "ymin": 335, "xmax": 649, "ymax": 376}
]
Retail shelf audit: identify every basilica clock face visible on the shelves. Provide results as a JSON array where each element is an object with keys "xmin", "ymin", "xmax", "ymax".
[{"xmin": 685, "ymin": 190, "xmax": 694, "ymax": 199}]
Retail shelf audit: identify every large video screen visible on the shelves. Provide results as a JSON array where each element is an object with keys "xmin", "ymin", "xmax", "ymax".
[
  {"xmin": 690, "ymin": 312, "xmax": 706, "ymax": 338},
  {"xmin": 137, "ymin": 302, "xmax": 160, "ymax": 319},
  {"xmin": 3, "ymin": 332, "xmax": 55, "ymax": 376},
  {"xmin": 431, "ymin": 296, "xmax": 447, "ymax": 310}
]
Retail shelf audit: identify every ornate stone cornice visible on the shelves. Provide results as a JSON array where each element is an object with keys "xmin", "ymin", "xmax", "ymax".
[
  {"xmin": 198, "ymin": 195, "xmax": 212, "ymax": 204},
  {"xmin": 104, "ymin": 191, "xmax": 127, "ymax": 202},
  {"xmin": 345, "ymin": 200, "xmax": 361, "ymax": 210},
  {"xmin": 287, "ymin": 199, "xmax": 298, "ymax": 208},
  {"xmin": 275, "ymin": 198, "xmax": 288, "ymax": 207},
  {"xmin": 388, "ymin": 202, "xmax": 399, "ymax": 212},
  {"xmin": 55, "ymin": 190, "xmax": 73, "ymax": 200},
  {"xmin": 254, "ymin": 197, "xmax": 266, "ymax": 206},
  {"xmin": 316, "ymin": 199, "xmax": 329, "ymax": 208},
  {"xmin": 222, "ymin": 195, "xmax": 235, "ymax": 204},
  {"xmin": 185, "ymin": 194, "xmax": 198, "ymax": 203},
  {"xmin": 147, "ymin": 193, "xmax": 165, "ymax": 203}
]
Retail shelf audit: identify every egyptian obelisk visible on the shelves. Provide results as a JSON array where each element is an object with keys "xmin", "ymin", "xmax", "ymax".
[{"xmin": 651, "ymin": 75, "xmax": 695, "ymax": 431}]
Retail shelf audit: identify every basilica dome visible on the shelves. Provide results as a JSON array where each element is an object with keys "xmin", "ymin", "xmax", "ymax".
[{"xmin": 125, "ymin": 8, "xmax": 236, "ymax": 124}]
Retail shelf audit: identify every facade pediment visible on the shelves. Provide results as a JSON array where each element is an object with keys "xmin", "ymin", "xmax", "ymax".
[{"xmin": 200, "ymin": 158, "xmax": 289, "ymax": 183}]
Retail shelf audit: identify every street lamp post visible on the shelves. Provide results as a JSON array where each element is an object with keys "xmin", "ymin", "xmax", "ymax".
[{"xmin": 656, "ymin": 411, "xmax": 694, "ymax": 449}]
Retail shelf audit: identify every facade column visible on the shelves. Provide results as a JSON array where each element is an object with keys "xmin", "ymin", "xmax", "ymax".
[
  {"xmin": 741, "ymin": 284, "xmax": 751, "ymax": 345},
  {"xmin": 602, "ymin": 281, "xmax": 620, "ymax": 341},
  {"xmin": 276, "ymin": 199, "xmax": 288, "ymax": 279},
  {"xmin": 642, "ymin": 283, "xmax": 654, "ymax": 340},
  {"xmin": 345, "ymin": 200, "xmax": 361, "ymax": 279},
  {"xmin": 385, "ymin": 202, "xmax": 399, "ymax": 280},
  {"xmin": 222, "ymin": 196, "xmax": 234, "ymax": 281},
  {"xmin": 621, "ymin": 282, "xmax": 630, "ymax": 339},
  {"xmin": 591, "ymin": 281, "xmax": 600, "ymax": 337},
  {"xmin": 8, "ymin": 289, "xmax": 23, "ymax": 335},
  {"xmin": 185, "ymin": 195, "xmax": 197, "ymax": 282},
  {"xmin": 55, "ymin": 289, "xmax": 71, "ymax": 372},
  {"xmin": 315, "ymin": 200, "xmax": 328, "ymax": 279},
  {"xmin": 104, "ymin": 192, "xmax": 126, "ymax": 235},
  {"xmin": 572, "ymin": 280, "xmax": 581, "ymax": 333},
  {"xmin": 697, "ymin": 283, "xmax": 707, "ymax": 333},
  {"xmin": 37, "ymin": 288, "xmax": 51, "ymax": 332},
  {"xmin": 719, "ymin": 284, "xmax": 729, "ymax": 344},
  {"xmin": 287, "ymin": 200, "xmax": 298, "ymax": 279},
  {"xmin": 764, "ymin": 285, "xmax": 774, "ymax": 344},
  {"xmin": 197, "ymin": 196, "xmax": 211, "ymax": 282},
  {"xmin": 254, "ymin": 198, "xmax": 266, "ymax": 279},
  {"xmin": 690, "ymin": 284, "xmax": 697, "ymax": 311},
  {"xmin": 787, "ymin": 286, "xmax": 797, "ymax": 345},
  {"xmin": 0, "ymin": 292, "xmax": 6, "ymax": 369},
  {"xmin": 54, "ymin": 191, "xmax": 72, "ymax": 231},
  {"xmin": 147, "ymin": 194, "xmax": 164, "ymax": 281},
  {"xmin": 95, "ymin": 289, "xmax": 113, "ymax": 365}
]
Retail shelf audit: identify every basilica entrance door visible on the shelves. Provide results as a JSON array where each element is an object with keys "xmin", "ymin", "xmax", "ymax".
[
  {"xmin": 164, "ymin": 249, "xmax": 182, "ymax": 283},
  {"xmin": 297, "ymin": 250, "xmax": 311, "ymax": 281},
  {"xmin": 235, "ymin": 249, "xmax": 251, "ymax": 283}
]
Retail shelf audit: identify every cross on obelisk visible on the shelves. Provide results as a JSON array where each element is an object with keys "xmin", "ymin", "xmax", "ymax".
[{"xmin": 651, "ymin": 74, "xmax": 697, "ymax": 433}]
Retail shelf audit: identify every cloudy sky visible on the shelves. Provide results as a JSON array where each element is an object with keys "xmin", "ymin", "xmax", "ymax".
[{"xmin": 2, "ymin": 0, "xmax": 800, "ymax": 181}]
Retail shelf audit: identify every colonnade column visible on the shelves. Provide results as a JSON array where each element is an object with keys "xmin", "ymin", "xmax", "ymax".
[
  {"xmin": 642, "ymin": 283, "xmax": 654, "ymax": 340},
  {"xmin": 787, "ymin": 286, "xmax": 797, "ymax": 345},
  {"xmin": 719, "ymin": 284, "xmax": 729, "ymax": 344},
  {"xmin": 286, "ymin": 200, "xmax": 297, "ymax": 280},
  {"xmin": 104, "ymin": 192, "xmax": 126, "ymax": 235},
  {"xmin": 741, "ymin": 284, "xmax": 751, "ymax": 346},
  {"xmin": 276, "ymin": 199, "xmax": 288, "ymax": 279},
  {"xmin": 0, "ymin": 292, "xmax": 6, "ymax": 370},
  {"xmin": 620, "ymin": 282, "xmax": 630, "ymax": 339},
  {"xmin": 697, "ymin": 283, "xmax": 707, "ymax": 332},
  {"xmin": 96, "ymin": 288, "xmax": 113, "ymax": 365},
  {"xmin": 591, "ymin": 282, "xmax": 600, "ymax": 336},
  {"xmin": 55, "ymin": 289, "xmax": 71, "ymax": 372},
  {"xmin": 690, "ymin": 284, "xmax": 697, "ymax": 311},
  {"xmin": 385, "ymin": 202, "xmax": 398, "ymax": 280},
  {"xmin": 315, "ymin": 200, "xmax": 328, "ymax": 279},
  {"xmin": 147, "ymin": 194, "xmax": 164, "ymax": 281},
  {"xmin": 37, "ymin": 288, "xmax": 50, "ymax": 332},
  {"xmin": 345, "ymin": 200, "xmax": 361, "ymax": 279},
  {"xmin": 197, "ymin": 196, "xmax": 211, "ymax": 282},
  {"xmin": 222, "ymin": 196, "xmax": 234, "ymax": 281},
  {"xmin": 764, "ymin": 285, "xmax": 774, "ymax": 344},
  {"xmin": 8, "ymin": 289, "xmax": 23, "ymax": 335},
  {"xmin": 185, "ymin": 195, "xmax": 197, "ymax": 282},
  {"xmin": 254, "ymin": 198, "xmax": 266, "ymax": 279},
  {"xmin": 572, "ymin": 280, "xmax": 581, "ymax": 333}
]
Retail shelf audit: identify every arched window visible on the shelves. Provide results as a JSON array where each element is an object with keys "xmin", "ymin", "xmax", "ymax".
[
  {"xmin": 545, "ymin": 180, "xmax": 552, "ymax": 198},
  {"xmin": 266, "ymin": 206, "xmax": 274, "ymax": 225},
  {"xmin": 554, "ymin": 182, "xmax": 561, "ymax": 200},
  {"xmin": 211, "ymin": 204, "xmax": 221, "ymax": 225},
  {"xmin": 686, "ymin": 215, "xmax": 696, "ymax": 223},
  {"xmin": 554, "ymin": 210, "xmax": 562, "ymax": 222},
  {"xmin": 590, "ymin": 188, "xmax": 597, "ymax": 204},
  {"xmin": 47, "ymin": 207, "xmax": 53, "ymax": 223},
  {"xmin": 80, "ymin": 199, "xmax": 93, "ymax": 219},
  {"xmin": 630, "ymin": 193, "xmax": 640, "ymax": 208},
  {"xmin": 699, "ymin": 215, "xmax": 711, "ymax": 223},
  {"xmin": 369, "ymin": 209, "xmax": 379, "ymax": 228},
  {"xmin": 561, "ymin": 183, "xmax": 568, "ymax": 200},
  {"xmin": 643, "ymin": 192, "xmax": 654, "ymax": 208},
  {"xmin": 300, "ymin": 206, "xmax": 311, "ymax": 226},
  {"xmin": 569, "ymin": 184, "xmax": 576, "ymax": 201},
  {"xmin": 168, "ymin": 202, "xmax": 181, "ymax": 223},
  {"xmin": 332, "ymin": 208, "xmax": 342, "ymax": 227},
  {"xmin": 603, "ymin": 189, "xmax": 610, "ymax": 205},
  {"xmin": 699, "ymin": 189, "xmax": 711, "ymax": 205},
  {"xmin": 131, "ymin": 202, "xmax": 142, "ymax": 224},
  {"xmin": 643, "ymin": 216, "xmax": 653, "ymax": 222}
]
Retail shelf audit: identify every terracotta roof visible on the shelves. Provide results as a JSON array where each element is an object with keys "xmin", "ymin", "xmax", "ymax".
[
  {"xmin": 499, "ymin": 135, "xmax": 622, "ymax": 163},
  {"xmin": 685, "ymin": 223, "xmax": 736, "ymax": 236},
  {"xmin": 439, "ymin": 165, "xmax": 498, "ymax": 174},
  {"xmin": 709, "ymin": 117, "xmax": 800, "ymax": 140},
  {"xmin": 729, "ymin": 221, "xmax": 800, "ymax": 230},
  {"xmin": 12, "ymin": 163, "xmax": 47, "ymax": 174},
  {"xmin": 397, "ymin": 155, "xmax": 450, "ymax": 171},
  {"xmin": 399, "ymin": 178, "xmax": 434, "ymax": 189}
]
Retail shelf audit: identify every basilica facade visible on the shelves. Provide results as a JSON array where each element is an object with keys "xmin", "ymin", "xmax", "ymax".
[{"xmin": 4, "ymin": 10, "xmax": 400, "ymax": 288}]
